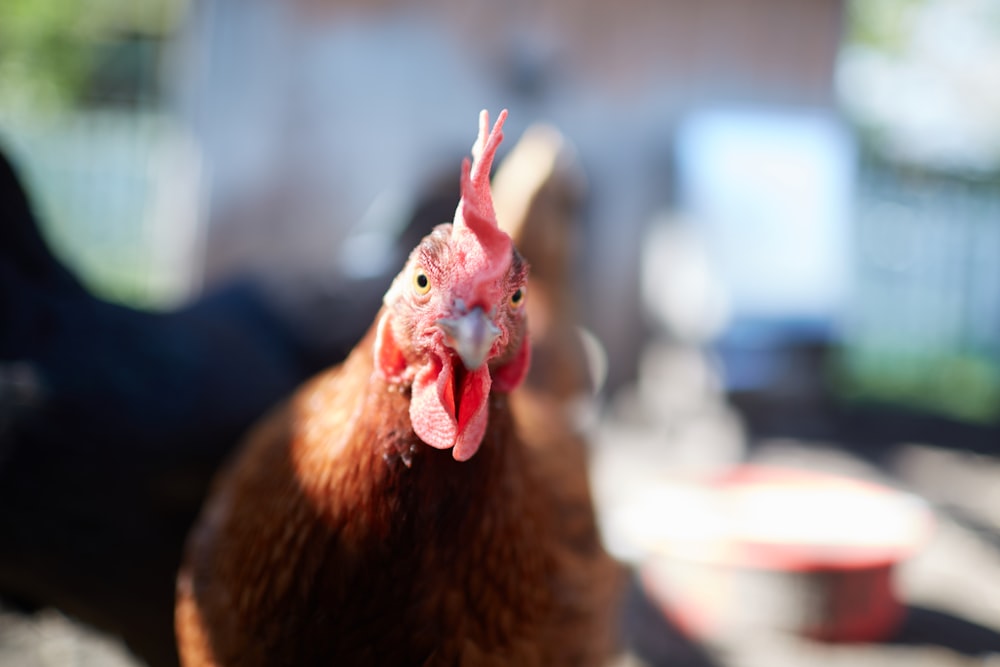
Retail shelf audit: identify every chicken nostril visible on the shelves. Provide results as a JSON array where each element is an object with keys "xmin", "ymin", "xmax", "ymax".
[{"xmin": 437, "ymin": 307, "xmax": 500, "ymax": 371}]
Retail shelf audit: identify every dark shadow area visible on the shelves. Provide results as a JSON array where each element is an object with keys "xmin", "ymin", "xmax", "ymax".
[
  {"xmin": 728, "ymin": 340, "xmax": 1000, "ymax": 461},
  {"xmin": 0, "ymin": 143, "xmax": 382, "ymax": 665},
  {"xmin": 620, "ymin": 576, "xmax": 1000, "ymax": 663},
  {"xmin": 619, "ymin": 573, "xmax": 721, "ymax": 667},
  {"xmin": 892, "ymin": 605, "xmax": 1000, "ymax": 656}
]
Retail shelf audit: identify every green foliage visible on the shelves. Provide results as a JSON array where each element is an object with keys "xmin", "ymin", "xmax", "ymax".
[
  {"xmin": 0, "ymin": 0, "xmax": 186, "ymax": 113},
  {"xmin": 844, "ymin": 0, "xmax": 925, "ymax": 54},
  {"xmin": 834, "ymin": 345, "xmax": 1000, "ymax": 424},
  {"xmin": 1, "ymin": 0, "xmax": 191, "ymax": 307},
  {"xmin": 0, "ymin": 0, "xmax": 90, "ymax": 111}
]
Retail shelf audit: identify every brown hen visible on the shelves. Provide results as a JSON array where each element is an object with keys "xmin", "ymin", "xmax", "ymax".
[{"xmin": 175, "ymin": 110, "xmax": 619, "ymax": 667}]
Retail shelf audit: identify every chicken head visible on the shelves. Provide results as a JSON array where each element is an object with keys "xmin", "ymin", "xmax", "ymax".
[{"xmin": 375, "ymin": 109, "xmax": 530, "ymax": 461}]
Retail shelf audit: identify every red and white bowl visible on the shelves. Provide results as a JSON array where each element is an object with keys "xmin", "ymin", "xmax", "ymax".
[{"xmin": 608, "ymin": 465, "xmax": 934, "ymax": 643}]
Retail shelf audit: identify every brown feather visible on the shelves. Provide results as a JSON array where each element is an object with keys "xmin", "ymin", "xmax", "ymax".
[
  {"xmin": 177, "ymin": 112, "xmax": 620, "ymax": 667},
  {"xmin": 493, "ymin": 124, "xmax": 594, "ymax": 400},
  {"xmin": 494, "ymin": 123, "xmax": 627, "ymax": 659},
  {"xmin": 176, "ymin": 316, "xmax": 617, "ymax": 666}
]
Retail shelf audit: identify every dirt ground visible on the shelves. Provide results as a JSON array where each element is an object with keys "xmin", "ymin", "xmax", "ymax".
[{"xmin": 597, "ymin": 343, "xmax": 1000, "ymax": 667}]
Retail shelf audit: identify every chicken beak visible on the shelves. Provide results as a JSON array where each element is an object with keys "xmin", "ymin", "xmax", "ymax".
[{"xmin": 437, "ymin": 307, "xmax": 500, "ymax": 371}]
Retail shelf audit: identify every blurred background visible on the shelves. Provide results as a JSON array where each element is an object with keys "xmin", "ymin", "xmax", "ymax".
[{"xmin": 1, "ymin": 0, "xmax": 999, "ymax": 665}]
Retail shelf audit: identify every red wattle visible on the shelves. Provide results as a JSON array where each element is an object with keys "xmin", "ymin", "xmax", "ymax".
[
  {"xmin": 410, "ymin": 354, "xmax": 492, "ymax": 460},
  {"xmin": 452, "ymin": 367, "xmax": 491, "ymax": 461}
]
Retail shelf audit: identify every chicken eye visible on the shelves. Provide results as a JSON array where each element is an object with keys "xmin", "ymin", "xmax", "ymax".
[
  {"xmin": 510, "ymin": 286, "xmax": 525, "ymax": 308},
  {"xmin": 413, "ymin": 270, "xmax": 431, "ymax": 295}
]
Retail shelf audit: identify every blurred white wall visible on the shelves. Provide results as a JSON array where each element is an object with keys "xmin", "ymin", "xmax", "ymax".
[{"xmin": 171, "ymin": 0, "xmax": 843, "ymax": 389}]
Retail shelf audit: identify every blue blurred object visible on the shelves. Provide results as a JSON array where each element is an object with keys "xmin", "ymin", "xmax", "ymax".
[{"xmin": 674, "ymin": 108, "xmax": 855, "ymax": 392}]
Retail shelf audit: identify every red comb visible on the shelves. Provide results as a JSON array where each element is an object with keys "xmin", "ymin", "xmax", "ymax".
[{"xmin": 452, "ymin": 109, "xmax": 511, "ymax": 277}]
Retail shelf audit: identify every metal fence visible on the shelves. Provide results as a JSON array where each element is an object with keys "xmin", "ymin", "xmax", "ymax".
[
  {"xmin": 838, "ymin": 160, "xmax": 1000, "ymax": 423},
  {"xmin": 1, "ymin": 110, "xmax": 204, "ymax": 309}
]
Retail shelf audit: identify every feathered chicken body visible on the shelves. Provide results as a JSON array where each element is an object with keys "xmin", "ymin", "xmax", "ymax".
[{"xmin": 176, "ymin": 110, "xmax": 615, "ymax": 667}]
